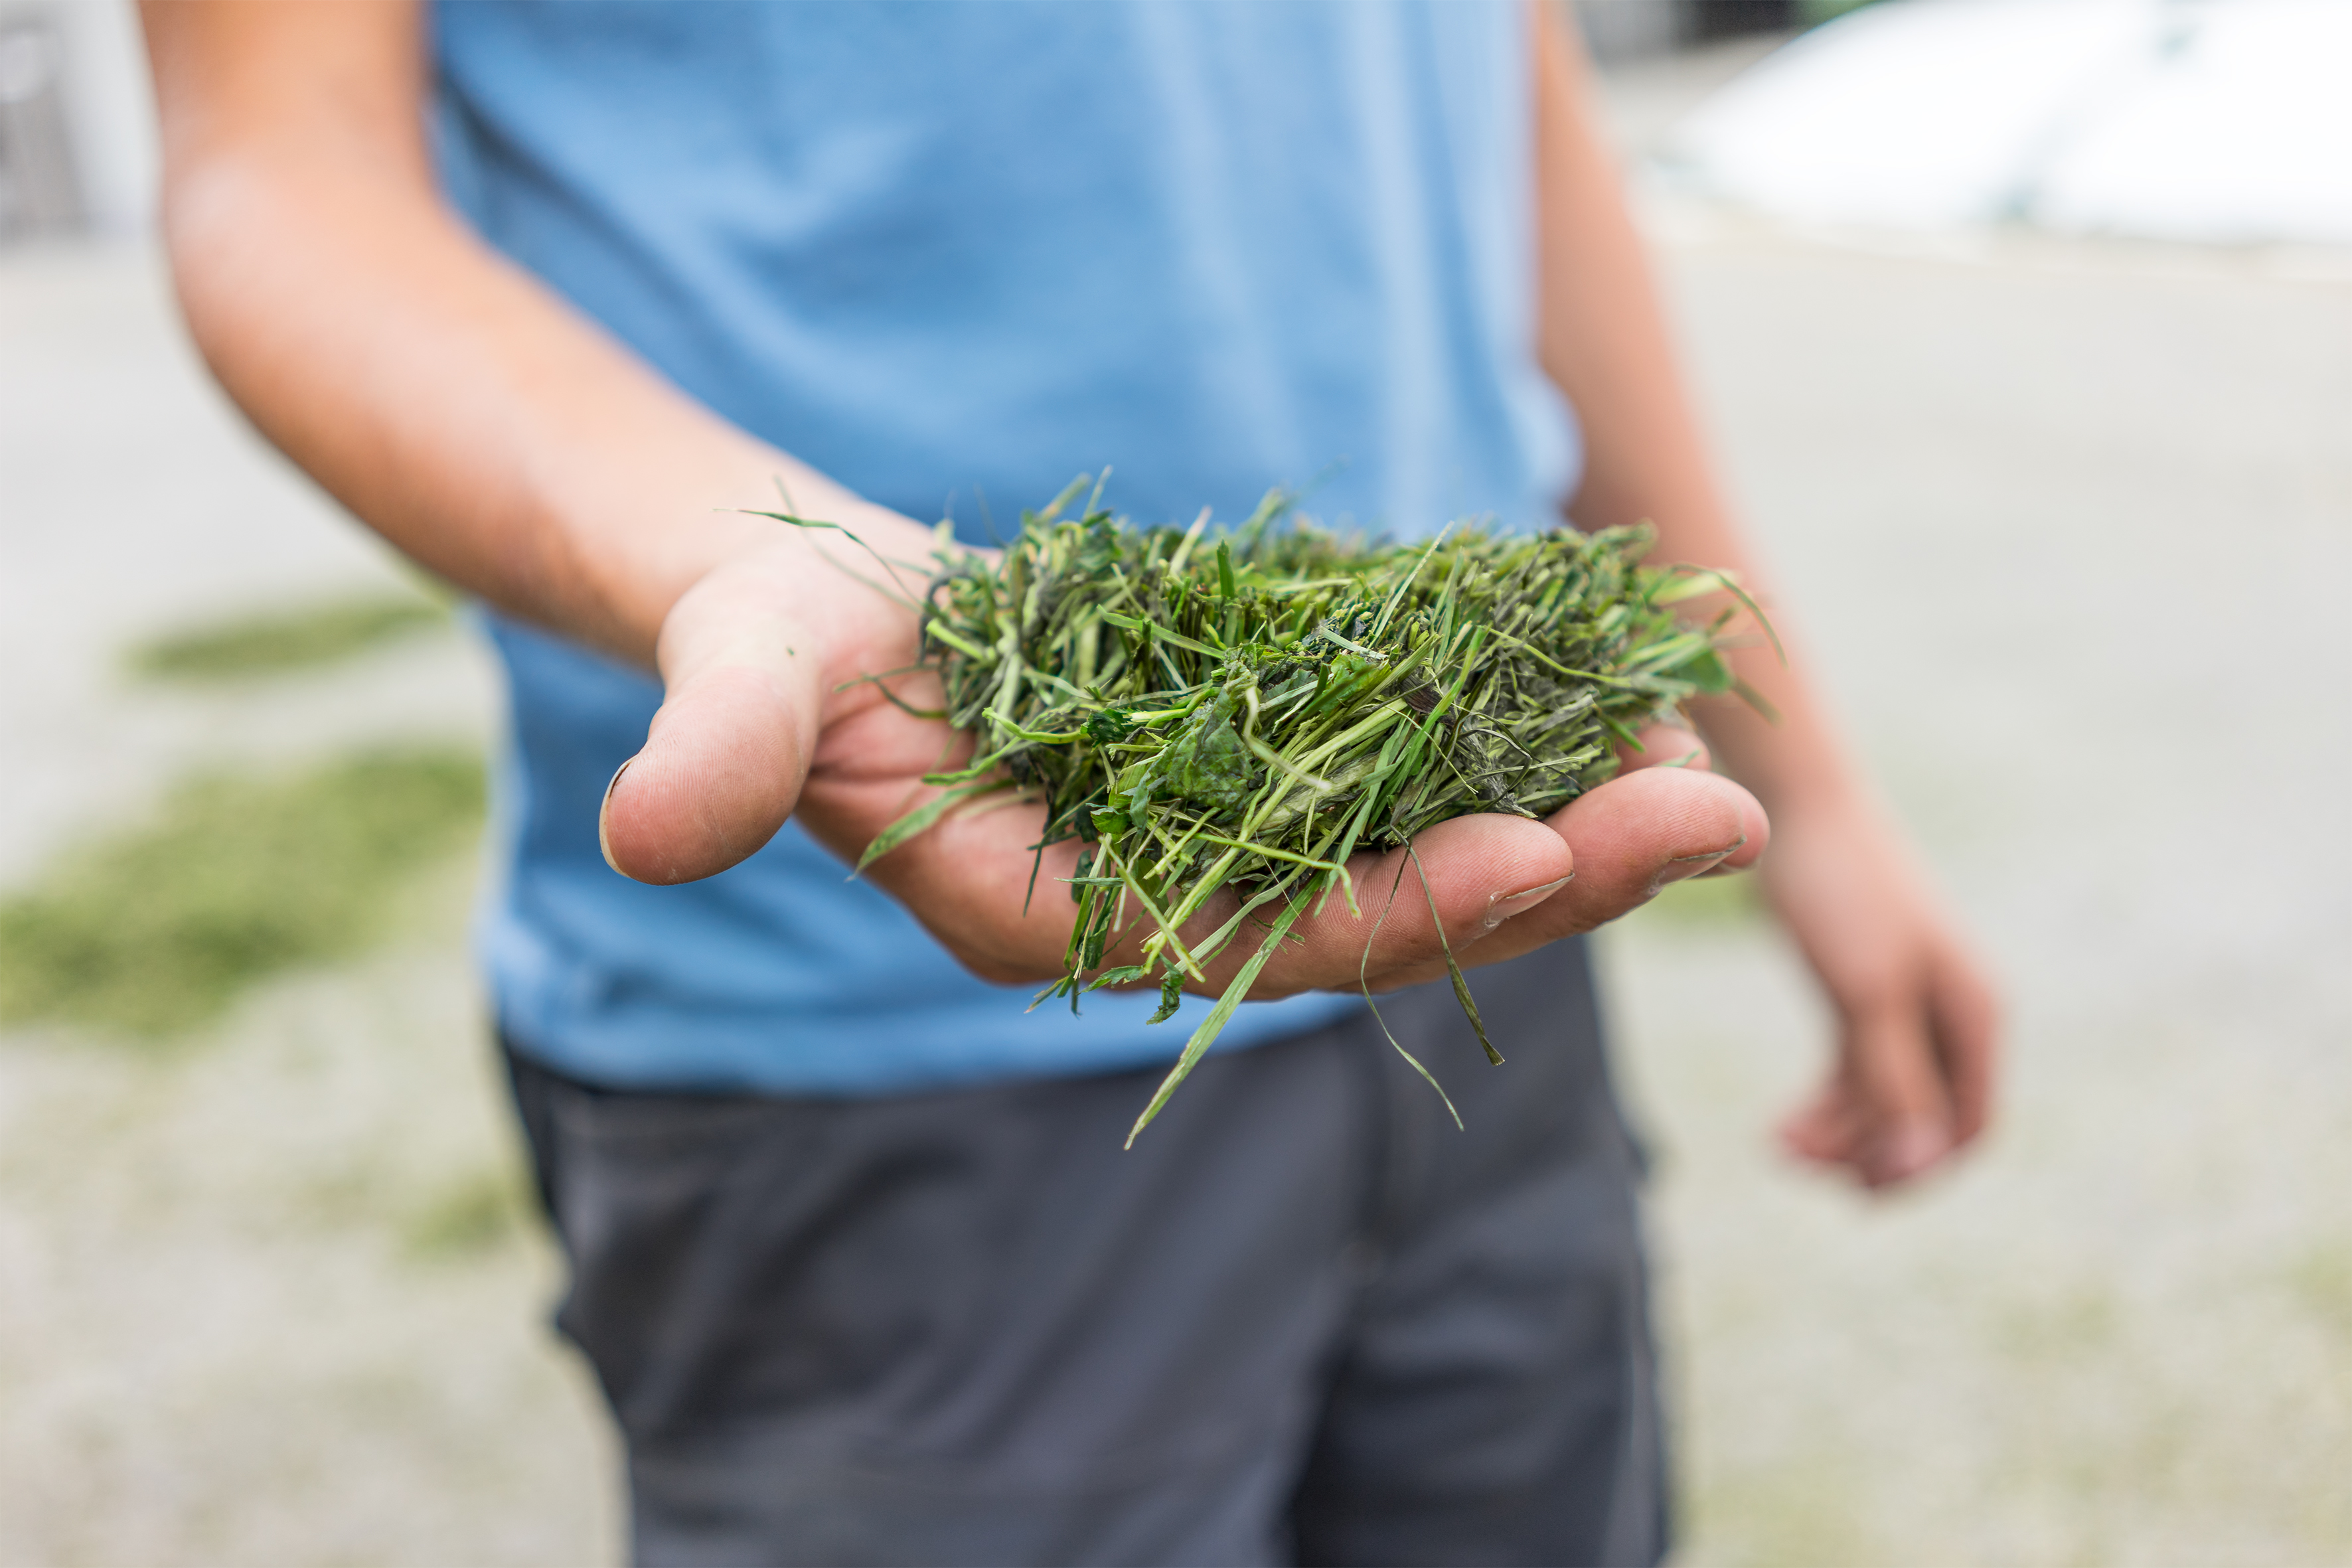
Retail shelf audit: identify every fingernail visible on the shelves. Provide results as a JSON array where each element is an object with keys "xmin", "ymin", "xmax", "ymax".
[
  {"xmin": 1482, "ymin": 873, "xmax": 1573, "ymax": 931},
  {"xmin": 597, "ymin": 758, "xmax": 633, "ymax": 874},
  {"xmin": 1646, "ymin": 834, "xmax": 1747, "ymax": 896}
]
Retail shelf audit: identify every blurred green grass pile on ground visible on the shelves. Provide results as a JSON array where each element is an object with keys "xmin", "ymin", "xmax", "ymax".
[
  {"xmin": 1636, "ymin": 866, "xmax": 1766, "ymax": 929},
  {"xmin": 0, "ymin": 748, "xmax": 485, "ymax": 1037},
  {"xmin": 402, "ymin": 1164, "xmax": 536, "ymax": 1261},
  {"xmin": 126, "ymin": 591, "xmax": 447, "ymax": 682}
]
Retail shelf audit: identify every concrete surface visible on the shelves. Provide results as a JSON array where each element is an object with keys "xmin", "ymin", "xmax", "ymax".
[
  {"xmin": 0, "ymin": 240, "xmax": 615, "ymax": 1565},
  {"xmin": 1612, "ymin": 216, "xmax": 2352, "ymax": 1565}
]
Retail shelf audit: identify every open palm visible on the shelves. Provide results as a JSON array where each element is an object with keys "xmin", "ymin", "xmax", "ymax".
[{"xmin": 598, "ymin": 535, "xmax": 1770, "ymax": 1001}]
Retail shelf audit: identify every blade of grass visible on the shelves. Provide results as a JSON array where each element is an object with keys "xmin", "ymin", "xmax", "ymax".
[{"xmin": 1125, "ymin": 888, "xmax": 1310, "ymax": 1146}]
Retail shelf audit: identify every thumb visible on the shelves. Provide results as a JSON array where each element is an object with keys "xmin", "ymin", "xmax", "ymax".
[{"xmin": 599, "ymin": 572, "xmax": 821, "ymax": 885}]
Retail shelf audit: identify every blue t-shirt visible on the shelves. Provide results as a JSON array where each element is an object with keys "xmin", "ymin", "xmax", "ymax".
[{"xmin": 433, "ymin": 1, "xmax": 1581, "ymax": 1094}]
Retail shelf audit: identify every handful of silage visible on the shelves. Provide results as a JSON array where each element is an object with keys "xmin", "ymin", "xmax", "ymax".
[{"xmin": 826, "ymin": 481, "xmax": 1764, "ymax": 1142}]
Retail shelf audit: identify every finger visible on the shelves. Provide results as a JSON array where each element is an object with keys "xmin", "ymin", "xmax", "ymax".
[
  {"xmin": 1249, "ymin": 813, "xmax": 1575, "ymax": 997},
  {"xmin": 1360, "ymin": 767, "xmax": 1766, "ymax": 986},
  {"xmin": 1778, "ymin": 1085, "xmax": 1863, "ymax": 1169},
  {"xmin": 1929, "ymin": 944, "xmax": 2002, "ymax": 1147},
  {"xmin": 1845, "ymin": 1001, "xmax": 1958, "ymax": 1188},
  {"xmin": 828, "ymin": 785, "xmax": 1577, "ymax": 998},
  {"xmin": 1432, "ymin": 768, "xmax": 1767, "ymax": 982},
  {"xmin": 601, "ymin": 661, "xmax": 817, "ymax": 884},
  {"xmin": 1550, "ymin": 765, "xmax": 1765, "ymax": 910},
  {"xmin": 602, "ymin": 561, "xmax": 827, "ymax": 884},
  {"xmin": 872, "ymin": 808, "xmax": 1573, "ymax": 1000},
  {"xmin": 1616, "ymin": 721, "xmax": 1710, "ymax": 776}
]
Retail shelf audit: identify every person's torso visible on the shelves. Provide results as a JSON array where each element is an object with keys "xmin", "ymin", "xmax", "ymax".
[{"xmin": 435, "ymin": 0, "xmax": 1582, "ymax": 1093}]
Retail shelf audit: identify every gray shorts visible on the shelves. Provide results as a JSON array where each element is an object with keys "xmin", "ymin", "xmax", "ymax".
[{"xmin": 504, "ymin": 938, "xmax": 1666, "ymax": 1567}]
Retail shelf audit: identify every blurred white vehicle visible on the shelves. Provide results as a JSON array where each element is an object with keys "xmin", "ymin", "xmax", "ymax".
[{"xmin": 1662, "ymin": 0, "xmax": 2352, "ymax": 245}]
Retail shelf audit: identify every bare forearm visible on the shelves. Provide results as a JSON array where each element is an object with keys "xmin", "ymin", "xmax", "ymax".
[
  {"xmin": 1528, "ymin": 4, "xmax": 1865, "ymax": 817},
  {"xmin": 143, "ymin": 0, "xmax": 917, "ymax": 680}
]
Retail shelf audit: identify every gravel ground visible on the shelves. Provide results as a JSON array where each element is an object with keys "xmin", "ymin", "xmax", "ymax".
[
  {"xmin": 1612, "ymin": 216, "xmax": 2352, "ymax": 1563},
  {"xmin": 2, "ymin": 52, "xmax": 2348, "ymax": 1564},
  {"xmin": 0, "ymin": 242, "xmax": 619, "ymax": 1567}
]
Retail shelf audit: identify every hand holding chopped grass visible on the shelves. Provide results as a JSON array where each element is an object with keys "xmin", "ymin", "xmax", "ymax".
[{"xmin": 771, "ymin": 479, "xmax": 1772, "ymax": 1140}]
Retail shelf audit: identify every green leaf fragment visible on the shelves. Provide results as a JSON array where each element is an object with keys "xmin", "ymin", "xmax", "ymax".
[{"xmin": 1126, "ymin": 890, "xmax": 1312, "ymax": 1146}]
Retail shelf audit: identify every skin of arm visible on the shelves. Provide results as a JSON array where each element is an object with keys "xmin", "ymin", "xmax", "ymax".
[
  {"xmin": 139, "ymin": 0, "xmax": 1771, "ymax": 1004},
  {"xmin": 1524, "ymin": 3, "xmax": 2001, "ymax": 1189}
]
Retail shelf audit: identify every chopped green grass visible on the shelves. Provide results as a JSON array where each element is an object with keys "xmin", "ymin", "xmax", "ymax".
[
  {"xmin": 126, "ymin": 591, "xmax": 448, "ymax": 682},
  {"xmin": 780, "ymin": 477, "xmax": 1769, "ymax": 1139},
  {"xmin": 0, "ymin": 747, "xmax": 485, "ymax": 1038}
]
